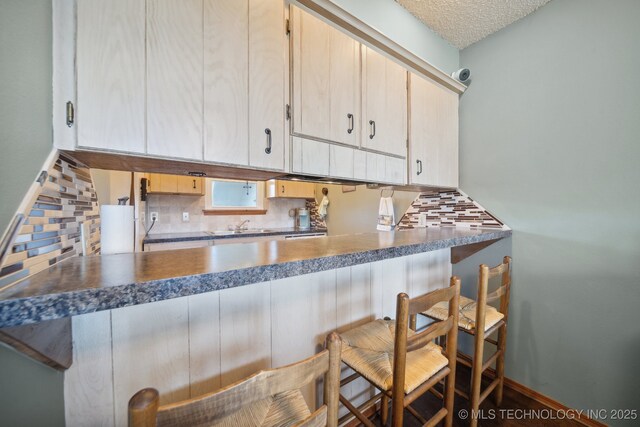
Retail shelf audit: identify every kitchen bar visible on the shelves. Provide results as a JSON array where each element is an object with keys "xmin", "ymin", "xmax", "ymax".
[{"xmin": 0, "ymin": 227, "xmax": 509, "ymax": 328}]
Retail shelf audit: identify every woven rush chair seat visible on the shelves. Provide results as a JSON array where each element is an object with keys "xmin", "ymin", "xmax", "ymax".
[
  {"xmin": 129, "ymin": 333, "xmax": 341, "ymax": 427},
  {"xmin": 340, "ymin": 319, "xmax": 449, "ymax": 394},
  {"xmin": 208, "ymin": 389, "xmax": 313, "ymax": 427},
  {"xmin": 337, "ymin": 280, "xmax": 461, "ymax": 427},
  {"xmin": 424, "ymin": 295, "xmax": 504, "ymax": 332},
  {"xmin": 418, "ymin": 257, "xmax": 512, "ymax": 427}
]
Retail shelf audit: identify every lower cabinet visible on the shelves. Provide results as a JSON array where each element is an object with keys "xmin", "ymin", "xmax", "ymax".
[
  {"xmin": 210, "ymin": 235, "xmax": 286, "ymax": 245},
  {"xmin": 145, "ymin": 240, "xmax": 212, "ymax": 252}
]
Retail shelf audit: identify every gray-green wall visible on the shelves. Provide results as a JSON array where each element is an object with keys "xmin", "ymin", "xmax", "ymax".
[
  {"xmin": 458, "ymin": 0, "xmax": 640, "ymax": 422},
  {"xmin": 331, "ymin": 0, "xmax": 459, "ymax": 73},
  {"xmin": 0, "ymin": 1, "xmax": 63, "ymax": 426},
  {"xmin": 0, "ymin": 344, "xmax": 65, "ymax": 427},
  {"xmin": 0, "ymin": 0, "xmax": 53, "ymax": 236}
]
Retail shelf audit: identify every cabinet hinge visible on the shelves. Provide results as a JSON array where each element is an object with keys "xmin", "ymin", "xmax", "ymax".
[
  {"xmin": 66, "ymin": 101, "xmax": 74, "ymax": 127},
  {"xmin": 286, "ymin": 104, "xmax": 291, "ymax": 120},
  {"xmin": 286, "ymin": 19, "xmax": 290, "ymax": 36}
]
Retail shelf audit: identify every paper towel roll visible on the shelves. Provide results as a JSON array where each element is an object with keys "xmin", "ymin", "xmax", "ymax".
[{"xmin": 100, "ymin": 205, "xmax": 134, "ymax": 254}]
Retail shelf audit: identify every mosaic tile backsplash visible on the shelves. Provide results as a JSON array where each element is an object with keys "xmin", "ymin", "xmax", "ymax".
[
  {"xmin": 0, "ymin": 154, "xmax": 101, "ymax": 291},
  {"xmin": 306, "ymin": 199, "xmax": 327, "ymax": 229},
  {"xmin": 398, "ymin": 190, "xmax": 509, "ymax": 230}
]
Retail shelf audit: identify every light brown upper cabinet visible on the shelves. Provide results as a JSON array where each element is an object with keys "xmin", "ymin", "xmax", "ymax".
[
  {"xmin": 147, "ymin": 0, "xmax": 204, "ymax": 161},
  {"xmin": 266, "ymin": 180, "xmax": 315, "ymax": 199},
  {"xmin": 147, "ymin": 174, "xmax": 204, "ymax": 195},
  {"xmin": 409, "ymin": 72, "xmax": 459, "ymax": 188},
  {"xmin": 361, "ymin": 46, "xmax": 408, "ymax": 158},
  {"xmin": 291, "ymin": 7, "xmax": 360, "ymax": 146},
  {"xmin": 76, "ymin": 0, "xmax": 145, "ymax": 153}
]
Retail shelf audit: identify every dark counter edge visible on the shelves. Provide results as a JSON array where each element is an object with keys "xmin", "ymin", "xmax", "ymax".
[{"xmin": 0, "ymin": 229, "xmax": 511, "ymax": 327}]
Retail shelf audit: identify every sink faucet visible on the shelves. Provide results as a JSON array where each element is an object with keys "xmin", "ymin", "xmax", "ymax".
[{"xmin": 234, "ymin": 219, "xmax": 250, "ymax": 231}]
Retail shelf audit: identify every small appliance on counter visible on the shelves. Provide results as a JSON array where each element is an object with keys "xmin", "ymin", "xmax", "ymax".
[{"xmin": 289, "ymin": 208, "xmax": 310, "ymax": 229}]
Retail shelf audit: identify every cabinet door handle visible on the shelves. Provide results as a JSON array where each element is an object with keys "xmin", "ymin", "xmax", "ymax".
[
  {"xmin": 369, "ymin": 120, "xmax": 376, "ymax": 139},
  {"xmin": 192, "ymin": 179, "xmax": 196, "ymax": 189},
  {"xmin": 416, "ymin": 159, "xmax": 423, "ymax": 175},
  {"xmin": 66, "ymin": 101, "xmax": 74, "ymax": 127},
  {"xmin": 282, "ymin": 185, "xmax": 285, "ymax": 194},
  {"xmin": 347, "ymin": 113, "xmax": 354, "ymax": 134},
  {"xmin": 264, "ymin": 128, "xmax": 272, "ymax": 154}
]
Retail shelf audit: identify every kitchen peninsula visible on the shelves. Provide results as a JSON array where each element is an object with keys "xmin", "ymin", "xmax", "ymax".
[
  {"xmin": 0, "ymin": 227, "xmax": 509, "ymax": 327},
  {"xmin": 0, "ymin": 227, "xmax": 509, "ymax": 425}
]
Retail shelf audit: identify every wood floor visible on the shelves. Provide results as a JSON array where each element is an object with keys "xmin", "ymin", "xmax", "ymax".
[{"xmin": 366, "ymin": 364, "xmax": 585, "ymax": 427}]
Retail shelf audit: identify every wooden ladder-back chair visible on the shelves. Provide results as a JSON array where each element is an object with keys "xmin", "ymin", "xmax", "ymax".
[
  {"xmin": 338, "ymin": 277, "xmax": 460, "ymax": 427},
  {"xmin": 129, "ymin": 332, "xmax": 341, "ymax": 427},
  {"xmin": 422, "ymin": 256, "xmax": 512, "ymax": 427}
]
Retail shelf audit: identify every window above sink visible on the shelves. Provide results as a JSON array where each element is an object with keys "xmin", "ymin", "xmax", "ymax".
[{"xmin": 203, "ymin": 179, "xmax": 267, "ymax": 216}]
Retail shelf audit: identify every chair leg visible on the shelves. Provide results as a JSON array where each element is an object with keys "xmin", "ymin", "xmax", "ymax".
[
  {"xmin": 494, "ymin": 324, "xmax": 508, "ymax": 406},
  {"xmin": 380, "ymin": 394, "xmax": 389, "ymax": 426},
  {"xmin": 391, "ymin": 394, "xmax": 404, "ymax": 427},
  {"xmin": 444, "ymin": 355, "xmax": 457, "ymax": 427},
  {"xmin": 469, "ymin": 334, "xmax": 485, "ymax": 427}
]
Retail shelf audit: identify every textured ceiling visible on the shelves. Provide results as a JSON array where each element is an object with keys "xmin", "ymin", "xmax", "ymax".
[{"xmin": 396, "ymin": 0, "xmax": 552, "ymax": 49}]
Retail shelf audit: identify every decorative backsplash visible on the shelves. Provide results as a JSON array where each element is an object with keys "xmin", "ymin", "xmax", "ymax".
[
  {"xmin": 145, "ymin": 194, "xmax": 315, "ymax": 234},
  {"xmin": 0, "ymin": 153, "xmax": 100, "ymax": 291},
  {"xmin": 398, "ymin": 190, "xmax": 509, "ymax": 230},
  {"xmin": 306, "ymin": 199, "xmax": 327, "ymax": 229}
]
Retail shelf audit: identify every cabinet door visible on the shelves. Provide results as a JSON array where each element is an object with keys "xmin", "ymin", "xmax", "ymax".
[
  {"xmin": 287, "ymin": 182, "xmax": 304, "ymax": 198},
  {"xmin": 147, "ymin": 173, "xmax": 177, "ymax": 194},
  {"xmin": 147, "ymin": 0, "xmax": 203, "ymax": 160},
  {"xmin": 77, "ymin": 0, "xmax": 145, "ymax": 153},
  {"xmin": 362, "ymin": 47, "xmax": 407, "ymax": 157},
  {"xmin": 385, "ymin": 156, "xmax": 406, "ymax": 185},
  {"xmin": 366, "ymin": 152, "xmax": 386, "ymax": 183},
  {"xmin": 354, "ymin": 150, "xmax": 367, "ymax": 181},
  {"xmin": 291, "ymin": 8, "xmax": 359, "ymax": 146},
  {"xmin": 291, "ymin": 137, "xmax": 330, "ymax": 177},
  {"xmin": 249, "ymin": 0, "xmax": 285, "ymax": 171},
  {"xmin": 291, "ymin": 8, "xmax": 330, "ymax": 141},
  {"xmin": 330, "ymin": 27, "xmax": 360, "ymax": 146},
  {"xmin": 177, "ymin": 176, "xmax": 204, "ymax": 195},
  {"xmin": 409, "ymin": 73, "xmax": 459, "ymax": 187},
  {"xmin": 286, "ymin": 181, "xmax": 315, "ymax": 199},
  {"xmin": 330, "ymin": 145, "xmax": 354, "ymax": 179},
  {"xmin": 204, "ymin": 0, "xmax": 249, "ymax": 166}
]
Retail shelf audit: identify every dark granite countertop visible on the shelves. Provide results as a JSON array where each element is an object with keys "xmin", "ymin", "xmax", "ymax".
[
  {"xmin": 143, "ymin": 227, "xmax": 328, "ymax": 245},
  {"xmin": 0, "ymin": 228, "xmax": 511, "ymax": 327}
]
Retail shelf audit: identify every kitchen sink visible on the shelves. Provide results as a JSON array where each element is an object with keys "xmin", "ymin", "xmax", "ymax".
[
  {"xmin": 207, "ymin": 229, "xmax": 274, "ymax": 236},
  {"xmin": 207, "ymin": 230, "xmax": 240, "ymax": 236}
]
